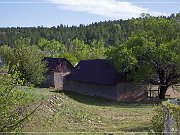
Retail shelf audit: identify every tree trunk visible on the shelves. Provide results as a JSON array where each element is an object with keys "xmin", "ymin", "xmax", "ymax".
[{"xmin": 159, "ymin": 85, "xmax": 168, "ymax": 100}]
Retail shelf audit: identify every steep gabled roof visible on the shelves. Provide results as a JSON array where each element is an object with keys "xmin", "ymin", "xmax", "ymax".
[
  {"xmin": 43, "ymin": 57, "xmax": 73, "ymax": 72},
  {"xmin": 65, "ymin": 59, "xmax": 124, "ymax": 85}
]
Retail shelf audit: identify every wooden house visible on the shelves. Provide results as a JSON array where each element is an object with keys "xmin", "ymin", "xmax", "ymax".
[
  {"xmin": 43, "ymin": 57, "xmax": 74, "ymax": 89},
  {"xmin": 63, "ymin": 59, "xmax": 147, "ymax": 101}
]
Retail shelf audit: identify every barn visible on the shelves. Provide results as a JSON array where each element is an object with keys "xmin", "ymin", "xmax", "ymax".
[
  {"xmin": 43, "ymin": 57, "xmax": 74, "ymax": 89},
  {"xmin": 63, "ymin": 59, "xmax": 147, "ymax": 101}
]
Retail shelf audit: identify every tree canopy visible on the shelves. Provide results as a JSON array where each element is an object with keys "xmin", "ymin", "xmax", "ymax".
[
  {"xmin": 107, "ymin": 17, "xmax": 180, "ymax": 99},
  {"xmin": 0, "ymin": 39, "xmax": 47, "ymax": 85},
  {"xmin": 1, "ymin": 13, "xmax": 180, "ymax": 47}
]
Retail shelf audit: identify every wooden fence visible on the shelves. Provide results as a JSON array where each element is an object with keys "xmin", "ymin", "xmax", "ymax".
[{"xmin": 147, "ymin": 85, "xmax": 159, "ymax": 98}]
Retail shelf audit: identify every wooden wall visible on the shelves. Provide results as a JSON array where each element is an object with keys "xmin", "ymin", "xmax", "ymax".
[
  {"xmin": 44, "ymin": 72, "xmax": 54, "ymax": 87},
  {"xmin": 63, "ymin": 79, "xmax": 147, "ymax": 101},
  {"xmin": 116, "ymin": 83, "xmax": 147, "ymax": 101},
  {"xmin": 63, "ymin": 80, "xmax": 118, "ymax": 100}
]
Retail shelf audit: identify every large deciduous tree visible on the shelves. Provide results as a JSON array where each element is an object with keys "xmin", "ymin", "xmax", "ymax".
[
  {"xmin": 0, "ymin": 39, "xmax": 47, "ymax": 85},
  {"xmin": 107, "ymin": 17, "xmax": 180, "ymax": 99},
  {"xmin": 37, "ymin": 38, "xmax": 67, "ymax": 57},
  {"xmin": 69, "ymin": 38, "xmax": 91, "ymax": 60}
]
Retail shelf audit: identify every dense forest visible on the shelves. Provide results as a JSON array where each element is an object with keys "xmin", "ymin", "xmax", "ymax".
[{"xmin": 0, "ymin": 13, "xmax": 180, "ymax": 47}]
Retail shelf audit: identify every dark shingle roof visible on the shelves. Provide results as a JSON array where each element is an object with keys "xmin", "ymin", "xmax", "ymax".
[
  {"xmin": 65, "ymin": 59, "xmax": 124, "ymax": 85},
  {"xmin": 43, "ymin": 57, "xmax": 72, "ymax": 72}
]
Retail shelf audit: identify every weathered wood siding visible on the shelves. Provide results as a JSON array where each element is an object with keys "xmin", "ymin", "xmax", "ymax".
[
  {"xmin": 44, "ymin": 59, "xmax": 73, "ymax": 88},
  {"xmin": 55, "ymin": 61, "xmax": 73, "ymax": 73},
  {"xmin": 63, "ymin": 80, "xmax": 118, "ymax": 100},
  {"xmin": 63, "ymin": 79, "xmax": 147, "ymax": 101},
  {"xmin": 54, "ymin": 72, "xmax": 62, "ymax": 88},
  {"xmin": 54, "ymin": 72, "xmax": 71, "ymax": 88},
  {"xmin": 116, "ymin": 82, "xmax": 147, "ymax": 101},
  {"xmin": 44, "ymin": 72, "xmax": 54, "ymax": 87},
  {"xmin": 45, "ymin": 72, "xmax": 71, "ymax": 89}
]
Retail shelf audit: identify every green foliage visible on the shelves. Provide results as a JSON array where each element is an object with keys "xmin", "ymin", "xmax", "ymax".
[
  {"xmin": 37, "ymin": 38, "xmax": 107, "ymax": 65},
  {"xmin": 107, "ymin": 18, "xmax": 180, "ymax": 99},
  {"xmin": 69, "ymin": 38, "xmax": 90, "ymax": 60},
  {"xmin": 130, "ymin": 64, "xmax": 154, "ymax": 83},
  {"xmin": 38, "ymin": 38, "xmax": 79, "ymax": 65},
  {"xmin": 151, "ymin": 105, "xmax": 164, "ymax": 134},
  {"xmin": 22, "ymin": 89, "xmax": 155, "ymax": 133},
  {"xmin": 0, "ymin": 13, "xmax": 180, "ymax": 47},
  {"xmin": 0, "ymin": 38, "xmax": 110, "ymax": 71},
  {"xmin": 144, "ymin": 17, "xmax": 177, "ymax": 44},
  {"xmin": 89, "ymin": 39, "xmax": 106, "ymax": 59},
  {"xmin": 107, "ymin": 44, "xmax": 137, "ymax": 72},
  {"xmin": 0, "ymin": 71, "xmax": 34, "ymax": 132},
  {"xmin": 38, "ymin": 38, "xmax": 67, "ymax": 57},
  {"xmin": 0, "ymin": 39, "xmax": 47, "ymax": 85},
  {"xmin": 162, "ymin": 101, "xmax": 180, "ymax": 128},
  {"xmin": 57, "ymin": 52, "xmax": 78, "ymax": 65},
  {"xmin": 151, "ymin": 102, "xmax": 180, "ymax": 134},
  {"xmin": 0, "ymin": 45, "xmax": 15, "ymax": 70}
]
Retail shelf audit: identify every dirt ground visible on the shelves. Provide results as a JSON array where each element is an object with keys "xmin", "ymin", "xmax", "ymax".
[{"xmin": 166, "ymin": 86, "xmax": 180, "ymax": 99}]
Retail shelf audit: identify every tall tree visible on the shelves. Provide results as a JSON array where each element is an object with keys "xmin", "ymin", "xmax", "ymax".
[
  {"xmin": 37, "ymin": 38, "xmax": 67, "ymax": 57},
  {"xmin": 107, "ymin": 14, "xmax": 180, "ymax": 100},
  {"xmin": 0, "ymin": 39, "xmax": 47, "ymax": 85},
  {"xmin": 69, "ymin": 38, "xmax": 90, "ymax": 60},
  {"xmin": 89, "ymin": 39, "xmax": 106, "ymax": 59}
]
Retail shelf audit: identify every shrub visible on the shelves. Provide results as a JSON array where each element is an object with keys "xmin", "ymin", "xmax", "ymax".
[
  {"xmin": 151, "ymin": 105, "xmax": 164, "ymax": 134},
  {"xmin": 0, "ymin": 71, "xmax": 35, "ymax": 132}
]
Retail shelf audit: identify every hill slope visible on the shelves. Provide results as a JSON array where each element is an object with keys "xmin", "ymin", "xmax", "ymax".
[
  {"xmin": 22, "ymin": 88, "xmax": 155, "ymax": 134},
  {"xmin": 0, "ymin": 13, "xmax": 180, "ymax": 47}
]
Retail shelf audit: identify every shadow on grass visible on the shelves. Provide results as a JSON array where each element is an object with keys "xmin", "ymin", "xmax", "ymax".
[
  {"xmin": 121, "ymin": 126, "xmax": 151, "ymax": 132},
  {"xmin": 120, "ymin": 122, "xmax": 152, "ymax": 133},
  {"xmin": 49, "ymin": 89, "xmax": 64, "ymax": 93},
  {"xmin": 50, "ymin": 90, "xmax": 157, "ymax": 108}
]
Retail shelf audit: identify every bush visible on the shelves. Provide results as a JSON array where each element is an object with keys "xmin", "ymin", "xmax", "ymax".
[
  {"xmin": 162, "ymin": 101, "xmax": 180, "ymax": 133},
  {"xmin": 0, "ymin": 72, "xmax": 35, "ymax": 132},
  {"xmin": 151, "ymin": 105, "xmax": 164, "ymax": 134},
  {"xmin": 151, "ymin": 101, "xmax": 180, "ymax": 134},
  {"xmin": 0, "ymin": 39, "xmax": 47, "ymax": 85}
]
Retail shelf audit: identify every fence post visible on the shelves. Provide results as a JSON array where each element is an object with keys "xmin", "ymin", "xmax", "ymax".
[
  {"xmin": 163, "ymin": 105, "xmax": 171, "ymax": 135},
  {"xmin": 163, "ymin": 99, "xmax": 180, "ymax": 135}
]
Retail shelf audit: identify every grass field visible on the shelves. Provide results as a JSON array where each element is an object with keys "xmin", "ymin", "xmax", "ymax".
[{"xmin": 22, "ymin": 88, "xmax": 156, "ymax": 134}]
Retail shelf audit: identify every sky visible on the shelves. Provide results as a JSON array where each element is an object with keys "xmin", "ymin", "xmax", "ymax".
[{"xmin": 0, "ymin": 0, "xmax": 180, "ymax": 27}]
